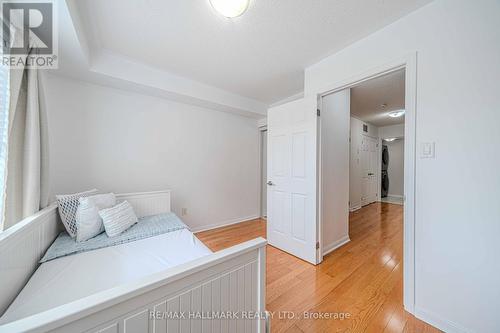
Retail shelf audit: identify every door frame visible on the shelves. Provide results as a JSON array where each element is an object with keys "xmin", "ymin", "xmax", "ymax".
[
  {"xmin": 259, "ymin": 126, "xmax": 268, "ymax": 219},
  {"xmin": 316, "ymin": 53, "xmax": 417, "ymax": 314}
]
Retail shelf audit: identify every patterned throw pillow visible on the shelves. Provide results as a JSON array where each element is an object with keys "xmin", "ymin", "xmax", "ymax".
[
  {"xmin": 56, "ymin": 189, "xmax": 98, "ymax": 238},
  {"xmin": 99, "ymin": 200, "xmax": 138, "ymax": 237}
]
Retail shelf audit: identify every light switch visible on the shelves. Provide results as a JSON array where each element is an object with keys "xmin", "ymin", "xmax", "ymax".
[{"xmin": 421, "ymin": 142, "xmax": 435, "ymax": 158}]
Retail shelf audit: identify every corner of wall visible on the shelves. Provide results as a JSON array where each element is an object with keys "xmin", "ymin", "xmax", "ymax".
[{"xmin": 322, "ymin": 235, "xmax": 350, "ymax": 257}]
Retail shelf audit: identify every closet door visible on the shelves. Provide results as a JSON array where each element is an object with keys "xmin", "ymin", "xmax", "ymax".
[
  {"xmin": 361, "ymin": 136, "xmax": 368, "ymax": 206},
  {"xmin": 361, "ymin": 135, "xmax": 378, "ymax": 205}
]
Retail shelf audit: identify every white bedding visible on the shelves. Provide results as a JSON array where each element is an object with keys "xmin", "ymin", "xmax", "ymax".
[{"xmin": 0, "ymin": 229, "xmax": 212, "ymax": 324}]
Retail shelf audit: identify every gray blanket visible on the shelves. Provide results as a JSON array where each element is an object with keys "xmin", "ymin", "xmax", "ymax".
[{"xmin": 40, "ymin": 212, "xmax": 187, "ymax": 263}]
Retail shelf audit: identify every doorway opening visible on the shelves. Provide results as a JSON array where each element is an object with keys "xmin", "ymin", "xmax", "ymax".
[
  {"xmin": 350, "ymin": 69, "xmax": 406, "ymax": 210},
  {"xmin": 320, "ymin": 68, "xmax": 406, "ymax": 254},
  {"xmin": 264, "ymin": 55, "xmax": 416, "ymax": 312},
  {"xmin": 319, "ymin": 58, "xmax": 415, "ymax": 312}
]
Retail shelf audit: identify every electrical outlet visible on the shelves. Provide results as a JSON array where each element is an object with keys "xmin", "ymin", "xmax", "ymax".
[{"xmin": 181, "ymin": 208, "xmax": 188, "ymax": 216}]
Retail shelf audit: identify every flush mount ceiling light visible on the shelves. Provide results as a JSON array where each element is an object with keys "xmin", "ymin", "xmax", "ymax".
[
  {"xmin": 209, "ymin": 0, "xmax": 250, "ymax": 18},
  {"xmin": 388, "ymin": 110, "xmax": 405, "ymax": 118},
  {"xmin": 384, "ymin": 138, "xmax": 397, "ymax": 142}
]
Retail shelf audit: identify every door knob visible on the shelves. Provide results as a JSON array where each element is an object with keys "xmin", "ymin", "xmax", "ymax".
[{"xmin": 267, "ymin": 181, "xmax": 275, "ymax": 186}]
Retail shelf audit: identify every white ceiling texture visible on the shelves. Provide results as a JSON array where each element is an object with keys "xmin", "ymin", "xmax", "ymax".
[{"xmin": 58, "ymin": 0, "xmax": 432, "ymax": 117}]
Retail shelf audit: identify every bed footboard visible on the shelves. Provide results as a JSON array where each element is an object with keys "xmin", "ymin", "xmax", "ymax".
[{"xmin": 0, "ymin": 237, "xmax": 267, "ymax": 333}]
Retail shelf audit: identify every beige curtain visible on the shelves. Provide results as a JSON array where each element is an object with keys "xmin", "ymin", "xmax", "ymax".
[{"xmin": 2, "ymin": 27, "xmax": 49, "ymax": 229}]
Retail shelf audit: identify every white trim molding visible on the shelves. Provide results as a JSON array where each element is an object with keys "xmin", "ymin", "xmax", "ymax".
[
  {"xmin": 415, "ymin": 306, "xmax": 470, "ymax": 333},
  {"xmin": 189, "ymin": 215, "xmax": 261, "ymax": 233},
  {"xmin": 349, "ymin": 205, "xmax": 362, "ymax": 212}
]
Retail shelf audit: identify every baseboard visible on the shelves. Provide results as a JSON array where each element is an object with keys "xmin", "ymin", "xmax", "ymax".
[
  {"xmin": 415, "ymin": 306, "xmax": 470, "ymax": 333},
  {"xmin": 379, "ymin": 195, "xmax": 404, "ymax": 205},
  {"xmin": 349, "ymin": 205, "xmax": 362, "ymax": 212},
  {"xmin": 189, "ymin": 215, "xmax": 261, "ymax": 233},
  {"xmin": 322, "ymin": 236, "xmax": 350, "ymax": 256}
]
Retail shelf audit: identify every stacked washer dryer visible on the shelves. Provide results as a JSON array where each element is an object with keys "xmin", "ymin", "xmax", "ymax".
[{"xmin": 381, "ymin": 145, "xmax": 389, "ymax": 197}]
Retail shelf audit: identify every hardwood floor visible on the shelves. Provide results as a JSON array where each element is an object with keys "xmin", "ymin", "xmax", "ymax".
[{"xmin": 196, "ymin": 203, "xmax": 440, "ymax": 333}]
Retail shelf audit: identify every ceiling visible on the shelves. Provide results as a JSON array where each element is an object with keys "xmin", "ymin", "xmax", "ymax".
[
  {"xmin": 72, "ymin": 0, "xmax": 432, "ymax": 105},
  {"xmin": 350, "ymin": 69, "xmax": 406, "ymax": 127}
]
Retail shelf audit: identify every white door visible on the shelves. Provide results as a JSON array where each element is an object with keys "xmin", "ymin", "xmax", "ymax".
[
  {"xmin": 267, "ymin": 97, "xmax": 318, "ymax": 264},
  {"xmin": 361, "ymin": 135, "xmax": 378, "ymax": 205}
]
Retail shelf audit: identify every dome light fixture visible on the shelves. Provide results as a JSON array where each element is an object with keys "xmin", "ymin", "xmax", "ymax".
[
  {"xmin": 209, "ymin": 0, "xmax": 250, "ymax": 18},
  {"xmin": 388, "ymin": 110, "xmax": 405, "ymax": 118},
  {"xmin": 384, "ymin": 138, "xmax": 397, "ymax": 142}
]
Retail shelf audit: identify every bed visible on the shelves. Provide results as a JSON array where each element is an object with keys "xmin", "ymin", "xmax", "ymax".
[{"xmin": 0, "ymin": 190, "xmax": 267, "ymax": 333}]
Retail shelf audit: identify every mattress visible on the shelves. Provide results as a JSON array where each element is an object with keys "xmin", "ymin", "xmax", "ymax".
[{"xmin": 0, "ymin": 229, "xmax": 212, "ymax": 324}]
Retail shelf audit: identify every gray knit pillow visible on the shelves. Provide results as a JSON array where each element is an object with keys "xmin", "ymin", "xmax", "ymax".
[
  {"xmin": 99, "ymin": 201, "xmax": 138, "ymax": 237},
  {"xmin": 56, "ymin": 189, "xmax": 98, "ymax": 238}
]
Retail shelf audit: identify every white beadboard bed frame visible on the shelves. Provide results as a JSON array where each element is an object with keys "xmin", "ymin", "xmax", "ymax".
[{"xmin": 0, "ymin": 190, "xmax": 268, "ymax": 333}]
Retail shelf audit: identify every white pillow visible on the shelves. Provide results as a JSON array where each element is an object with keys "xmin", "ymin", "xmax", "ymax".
[
  {"xmin": 99, "ymin": 201, "xmax": 138, "ymax": 237},
  {"xmin": 56, "ymin": 189, "xmax": 98, "ymax": 238},
  {"xmin": 75, "ymin": 193, "xmax": 117, "ymax": 242}
]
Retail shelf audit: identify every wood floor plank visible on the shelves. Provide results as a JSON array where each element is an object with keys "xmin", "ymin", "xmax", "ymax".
[{"xmin": 196, "ymin": 203, "xmax": 441, "ymax": 333}]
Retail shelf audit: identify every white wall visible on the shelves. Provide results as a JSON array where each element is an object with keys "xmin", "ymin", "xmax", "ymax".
[
  {"xmin": 305, "ymin": 0, "xmax": 500, "ymax": 332},
  {"xmin": 349, "ymin": 117, "xmax": 379, "ymax": 210},
  {"xmin": 351, "ymin": 117, "xmax": 379, "ymax": 138},
  {"xmin": 385, "ymin": 139, "xmax": 404, "ymax": 198},
  {"xmin": 379, "ymin": 123, "xmax": 404, "ymax": 139},
  {"xmin": 321, "ymin": 90, "xmax": 350, "ymax": 254},
  {"xmin": 43, "ymin": 74, "xmax": 260, "ymax": 232}
]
